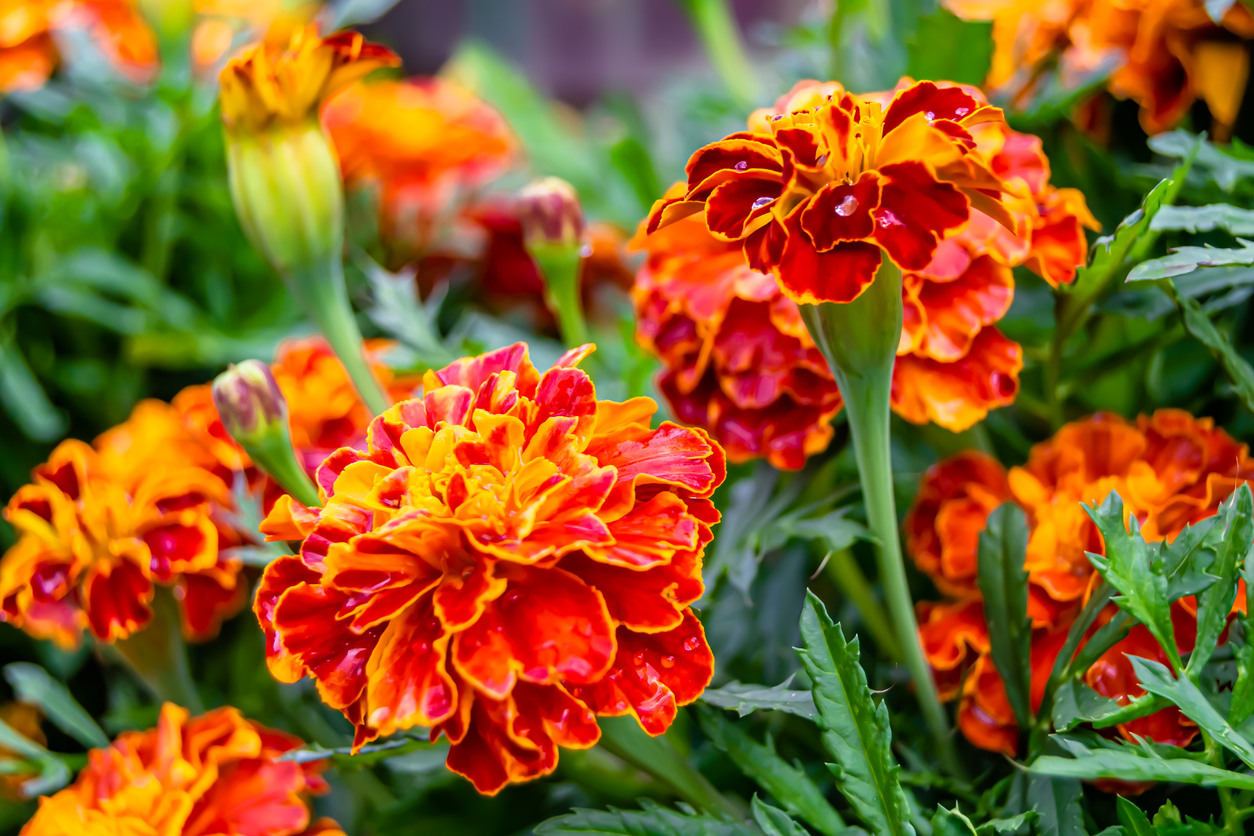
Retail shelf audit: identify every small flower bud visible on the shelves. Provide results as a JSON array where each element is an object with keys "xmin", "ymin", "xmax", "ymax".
[
  {"xmin": 212, "ymin": 360, "xmax": 286, "ymax": 444},
  {"xmin": 517, "ymin": 177, "xmax": 585, "ymax": 249}
]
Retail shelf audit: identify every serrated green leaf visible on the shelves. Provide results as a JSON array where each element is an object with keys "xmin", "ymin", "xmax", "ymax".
[
  {"xmin": 1149, "ymin": 130, "xmax": 1254, "ymax": 191},
  {"xmin": 930, "ymin": 805, "xmax": 977, "ymax": 836},
  {"xmin": 1072, "ymin": 178, "xmax": 1174, "ymax": 295},
  {"xmin": 1068, "ymin": 610, "xmax": 1133, "ymax": 679},
  {"xmin": 1231, "ymin": 638, "xmax": 1254, "ymax": 728},
  {"xmin": 700, "ymin": 678, "xmax": 817, "ymax": 721},
  {"xmin": 1032, "ymin": 741, "xmax": 1254, "ymax": 789},
  {"xmin": 974, "ymin": 812, "xmax": 1037, "ymax": 836},
  {"xmin": 1127, "ymin": 242, "xmax": 1254, "ymax": 282},
  {"xmin": 697, "ymin": 706, "xmax": 845, "ymax": 836},
  {"xmin": 1027, "ymin": 774, "xmax": 1086, "ymax": 836},
  {"xmin": 534, "ymin": 800, "xmax": 758, "ymax": 836},
  {"xmin": 1051, "ymin": 680, "xmax": 1124, "ymax": 732},
  {"xmin": 796, "ymin": 592, "xmax": 914, "ymax": 836},
  {"xmin": 1188, "ymin": 485, "xmax": 1252, "ymax": 675},
  {"xmin": 976, "ymin": 503, "xmax": 1033, "ymax": 728},
  {"xmin": 751, "ymin": 797, "xmax": 811, "ymax": 836},
  {"xmin": 1115, "ymin": 797, "xmax": 1154, "ymax": 836},
  {"xmin": 1085, "ymin": 492, "xmax": 1181, "ymax": 671},
  {"xmin": 4, "ymin": 663, "xmax": 109, "ymax": 749},
  {"xmin": 1088, "ymin": 694, "xmax": 1170, "ymax": 730},
  {"xmin": 1150, "ymin": 204, "xmax": 1254, "ymax": 235},
  {"xmin": 1130, "ymin": 656, "xmax": 1254, "ymax": 769}
]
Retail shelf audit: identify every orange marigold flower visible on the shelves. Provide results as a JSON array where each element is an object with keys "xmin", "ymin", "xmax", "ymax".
[
  {"xmin": 20, "ymin": 703, "xmax": 335, "ymax": 836},
  {"xmin": 219, "ymin": 25, "xmax": 400, "ymax": 134},
  {"xmin": 909, "ymin": 409, "xmax": 1254, "ymax": 756},
  {"xmin": 323, "ymin": 76, "xmax": 517, "ymax": 251},
  {"xmin": 0, "ymin": 0, "xmax": 157, "ymax": 92},
  {"xmin": 255, "ymin": 343, "xmax": 725, "ymax": 794},
  {"xmin": 646, "ymin": 78, "xmax": 1020, "ymax": 307},
  {"xmin": 947, "ymin": 0, "xmax": 1254, "ymax": 135}
]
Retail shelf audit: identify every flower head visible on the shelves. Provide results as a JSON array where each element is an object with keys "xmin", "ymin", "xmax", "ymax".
[
  {"xmin": 213, "ymin": 360, "xmax": 288, "ymax": 445},
  {"xmin": 255, "ymin": 343, "xmax": 725, "ymax": 794},
  {"xmin": 646, "ymin": 78, "xmax": 1021, "ymax": 306},
  {"xmin": 909, "ymin": 410, "xmax": 1254, "ymax": 755},
  {"xmin": 0, "ymin": 0, "xmax": 157, "ymax": 92},
  {"xmin": 19, "ymin": 703, "xmax": 338, "ymax": 836},
  {"xmin": 219, "ymin": 25, "xmax": 399, "ymax": 134},
  {"xmin": 517, "ymin": 177, "xmax": 585, "ymax": 249}
]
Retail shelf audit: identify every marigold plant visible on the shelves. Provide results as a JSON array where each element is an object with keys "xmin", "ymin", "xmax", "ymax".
[
  {"xmin": 19, "ymin": 703, "xmax": 340, "ymax": 836},
  {"xmin": 255, "ymin": 342, "xmax": 725, "ymax": 794}
]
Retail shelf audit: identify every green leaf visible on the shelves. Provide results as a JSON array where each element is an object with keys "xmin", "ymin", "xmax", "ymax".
[
  {"xmin": 700, "ymin": 678, "xmax": 818, "ymax": 721},
  {"xmin": 534, "ymin": 800, "xmax": 758, "ymax": 836},
  {"xmin": 976, "ymin": 503, "xmax": 1033, "ymax": 728},
  {"xmin": 1126, "ymin": 242, "xmax": 1254, "ymax": 282},
  {"xmin": 278, "ymin": 735, "xmax": 436, "ymax": 769},
  {"xmin": 1231, "ymin": 638, "xmax": 1254, "ymax": 728},
  {"xmin": 1085, "ymin": 492, "xmax": 1182, "ymax": 670},
  {"xmin": 0, "ymin": 326, "xmax": 66, "ymax": 442},
  {"xmin": 697, "ymin": 707, "xmax": 845, "ymax": 836},
  {"xmin": 0, "ymin": 718, "xmax": 71, "ymax": 799},
  {"xmin": 1130, "ymin": 656, "xmax": 1254, "ymax": 769},
  {"xmin": 4, "ymin": 663, "xmax": 109, "ymax": 749},
  {"xmin": 974, "ymin": 812, "xmax": 1038, "ymax": 836},
  {"xmin": 1032, "ymin": 739, "xmax": 1254, "ymax": 789},
  {"xmin": 1150, "ymin": 204, "xmax": 1254, "ymax": 235},
  {"xmin": 1149, "ymin": 130, "xmax": 1254, "ymax": 191},
  {"xmin": 1187, "ymin": 485, "xmax": 1252, "ymax": 675},
  {"xmin": 1068, "ymin": 610, "xmax": 1133, "ymax": 679},
  {"xmin": 796, "ymin": 592, "xmax": 915, "ymax": 836},
  {"xmin": 751, "ymin": 798, "xmax": 811, "ymax": 836},
  {"xmin": 1115, "ymin": 797, "xmax": 1154, "ymax": 836},
  {"xmin": 1027, "ymin": 774, "xmax": 1086, "ymax": 836},
  {"xmin": 930, "ymin": 805, "xmax": 977, "ymax": 836},
  {"xmin": 1166, "ymin": 285, "xmax": 1254, "ymax": 415},
  {"xmin": 354, "ymin": 253, "xmax": 454, "ymax": 367},
  {"xmin": 1051, "ymin": 680, "xmax": 1124, "ymax": 733}
]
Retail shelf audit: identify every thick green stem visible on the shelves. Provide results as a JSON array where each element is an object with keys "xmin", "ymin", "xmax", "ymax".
[
  {"xmin": 597, "ymin": 715, "xmax": 743, "ymax": 820},
  {"xmin": 1205, "ymin": 733, "xmax": 1244, "ymax": 836},
  {"xmin": 675, "ymin": 0, "xmax": 757, "ymax": 107},
  {"xmin": 533, "ymin": 244, "xmax": 589, "ymax": 347},
  {"xmin": 111, "ymin": 587, "xmax": 203, "ymax": 712},
  {"xmin": 248, "ymin": 431, "xmax": 321, "ymax": 508},
  {"xmin": 799, "ymin": 259, "xmax": 960, "ymax": 777},
  {"xmin": 824, "ymin": 549, "xmax": 904, "ymax": 663},
  {"xmin": 288, "ymin": 259, "xmax": 390, "ymax": 416}
]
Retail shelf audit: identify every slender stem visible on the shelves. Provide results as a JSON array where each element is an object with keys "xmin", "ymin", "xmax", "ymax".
[
  {"xmin": 597, "ymin": 715, "xmax": 744, "ymax": 820},
  {"xmin": 248, "ymin": 431, "xmax": 321, "ymax": 508},
  {"xmin": 288, "ymin": 259, "xmax": 390, "ymax": 416},
  {"xmin": 675, "ymin": 0, "xmax": 757, "ymax": 107},
  {"xmin": 1205, "ymin": 732, "xmax": 1244, "ymax": 836},
  {"xmin": 824, "ymin": 549, "xmax": 904, "ymax": 663},
  {"xmin": 533, "ymin": 245, "xmax": 589, "ymax": 347},
  {"xmin": 110, "ymin": 586, "xmax": 204, "ymax": 713}
]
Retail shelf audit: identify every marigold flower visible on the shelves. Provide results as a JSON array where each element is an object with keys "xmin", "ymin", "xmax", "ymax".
[
  {"xmin": 255, "ymin": 342, "xmax": 725, "ymax": 794},
  {"xmin": 908, "ymin": 410, "xmax": 1254, "ymax": 756},
  {"xmin": 20, "ymin": 703, "xmax": 336, "ymax": 836},
  {"xmin": 946, "ymin": 0, "xmax": 1254, "ymax": 135},
  {"xmin": 0, "ymin": 0, "xmax": 157, "ymax": 92},
  {"xmin": 646, "ymin": 78, "xmax": 1021, "ymax": 307}
]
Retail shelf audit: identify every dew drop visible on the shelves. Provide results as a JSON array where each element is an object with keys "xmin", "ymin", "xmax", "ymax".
[
  {"xmin": 751, "ymin": 196, "xmax": 774, "ymax": 210},
  {"xmin": 955, "ymin": 106, "xmax": 969, "ymax": 116},
  {"xmin": 733, "ymin": 160, "xmax": 749, "ymax": 171},
  {"xmin": 771, "ymin": 114, "xmax": 783, "ymax": 122},
  {"xmin": 415, "ymin": 641, "xmax": 430, "ymax": 654},
  {"xmin": 683, "ymin": 636, "xmax": 701, "ymax": 652},
  {"xmin": 660, "ymin": 655, "xmax": 676, "ymax": 669},
  {"xmin": 579, "ymin": 244, "xmax": 593, "ymax": 258},
  {"xmin": 990, "ymin": 371, "xmax": 1015, "ymax": 397},
  {"xmin": 816, "ymin": 153, "xmax": 828, "ymax": 167},
  {"xmin": 461, "ymin": 566, "xmax": 475, "ymax": 580},
  {"xmin": 925, "ymin": 110, "xmax": 935, "ymax": 121},
  {"xmin": 632, "ymin": 651, "xmax": 646, "ymax": 666},
  {"xmin": 835, "ymin": 194, "xmax": 859, "ymax": 217},
  {"xmin": 875, "ymin": 208, "xmax": 903, "ymax": 228}
]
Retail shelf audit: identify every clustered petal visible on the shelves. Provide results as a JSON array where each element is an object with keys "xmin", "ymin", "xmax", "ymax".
[
  {"xmin": 255, "ymin": 343, "xmax": 725, "ymax": 794},
  {"xmin": 946, "ymin": 0, "xmax": 1254, "ymax": 135},
  {"xmin": 0, "ymin": 337, "xmax": 416, "ymax": 648},
  {"xmin": 907, "ymin": 410, "xmax": 1254, "ymax": 755},
  {"xmin": 19, "ymin": 703, "xmax": 340, "ymax": 836}
]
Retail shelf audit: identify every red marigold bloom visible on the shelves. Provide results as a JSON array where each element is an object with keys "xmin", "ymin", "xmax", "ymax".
[
  {"xmin": 0, "ymin": 0, "xmax": 158, "ymax": 93},
  {"xmin": 323, "ymin": 77, "xmax": 517, "ymax": 253},
  {"xmin": 255, "ymin": 343, "xmax": 725, "ymax": 794},
  {"xmin": 19, "ymin": 703, "xmax": 337, "ymax": 836},
  {"xmin": 646, "ymin": 78, "xmax": 1020, "ymax": 306},
  {"xmin": 908, "ymin": 410, "xmax": 1254, "ymax": 756},
  {"xmin": 946, "ymin": 0, "xmax": 1254, "ymax": 135}
]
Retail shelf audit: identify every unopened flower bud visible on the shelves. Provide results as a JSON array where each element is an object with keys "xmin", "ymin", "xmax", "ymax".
[
  {"xmin": 212, "ymin": 361, "xmax": 321, "ymax": 508},
  {"xmin": 517, "ymin": 177, "xmax": 585, "ymax": 249},
  {"xmin": 212, "ymin": 360, "xmax": 286, "ymax": 444}
]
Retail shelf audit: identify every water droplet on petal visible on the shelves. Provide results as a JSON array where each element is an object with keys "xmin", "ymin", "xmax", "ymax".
[
  {"xmin": 660, "ymin": 655, "xmax": 676, "ymax": 669},
  {"xmin": 683, "ymin": 636, "xmax": 701, "ymax": 652},
  {"xmin": 734, "ymin": 160, "xmax": 748, "ymax": 171},
  {"xmin": 816, "ymin": 153, "xmax": 828, "ymax": 167},
  {"xmin": 875, "ymin": 208, "xmax": 903, "ymax": 228},
  {"xmin": 925, "ymin": 110, "xmax": 935, "ymax": 121},
  {"xmin": 835, "ymin": 194, "xmax": 859, "ymax": 217},
  {"xmin": 579, "ymin": 244, "xmax": 593, "ymax": 258},
  {"xmin": 771, "ymin": 114, "xmax": 783, "ymax": 122},
  {"xmin": 955, "ymin": 106, "xmax": 969, "ymax": 116},
  {"xmin": 751, "ymin": 196, "xmax": 774, "ymax": 210}
]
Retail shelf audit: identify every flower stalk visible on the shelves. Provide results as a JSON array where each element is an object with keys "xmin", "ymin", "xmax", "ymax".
[
  {"xmin": 110, "ymin": 587, "xmax": 203, "ymax": 713},
  {"xmin": 799, "ymin": 257, "xmax": 959, "ymax": 775}
]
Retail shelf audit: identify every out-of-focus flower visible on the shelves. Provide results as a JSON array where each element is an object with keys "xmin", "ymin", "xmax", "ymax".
[
  {"xmin": 646, "ymin": 79, "xmax": 1019, "ymax": 307},
  {"xmin": 19, "ymin": 703, "xmax": 336, "ymax": 836},
  {"xmin": 189, "ymin": 0, "xmax": 318, "ymax": 73},
  {"xmin": 0, "ymin": 0, "xmax": 158, "ymax": 92},
  {"xmin": 0, "ymin": 703, "xmax": 45, "ymax": 800},
  {"xmin": 909, "ymin": 410, "xmax": 1254, "ymax": 755},
  {"xmin": 323, "ymin": 76, "xmax": 516, "ymax": 254},
  {"xmin": 255, "ymin": 342, "xmax": 725, "ymax": 794},
  {"xmin": 946, "ymin": 0, "xmax": 1254, "ymax": 135},
  {"xmin": 517, "ymin": 177, "xmax": 585, "ymax": 249}
]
